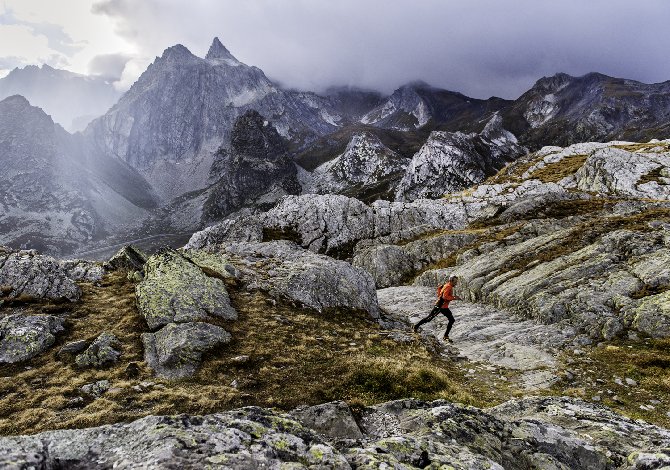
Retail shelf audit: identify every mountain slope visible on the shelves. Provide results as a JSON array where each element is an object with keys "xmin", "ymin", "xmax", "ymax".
[
  {"xmin": 504, "ymin": 72, "xmax": 670, "ymax": 149},
  {"xmin": 0, "ymin": 95, "xmax": 157, "ymax": 255}
]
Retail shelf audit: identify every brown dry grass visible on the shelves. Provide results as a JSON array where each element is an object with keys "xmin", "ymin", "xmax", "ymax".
[
  {"xmin": 549, "ymin": 337, "xmax": 670, "ymax": 428},
  {"xmin": 0, "ymin": 272, "xmax": 508, "ymax": 436},
  {"xmin": 528, "ymin": 154, "xmax": 589, "ymax": 183}
]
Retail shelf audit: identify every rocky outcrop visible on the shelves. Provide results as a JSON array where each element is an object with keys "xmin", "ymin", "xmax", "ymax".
[
  {"xmin": 200, "ymin": 110, "xmax": 302, "ymax": 223},
  {"xmin": 377, "ymin": 286, "xmax": 575, "ymax": 390},
  {"xmin": 303, "ymin": 132, "xmax": 410, "ymax": 199},
  {"xmin": 0, "ymin": 314, "xmax": 65, "ymax": 363},
  {"xmin": 220, "ymin": 240, "xmax": 380, "ymax": 319},
  {"xmin": 395, "ymin": 114, "xmax": 526, "ymax": 201},
  {"xmin": 353, "ymin": 231, "xmax": 479, "ymax": 288},
  {"xmin": 0, "ymin": 397, "xmax": 668, "ymax": 469},
  {"xmin": 105, "ymin": 245, "xmax": 148, "ymax": 272},
  {"xmin": 0, "ymin": 248, "xmax": 81, "ymax": 301},
  {"xmin": 135, "ymin": 249, "xmax": 237, "ymax": 330},
  {"xmin": 142, "ymin": 322, "xmax": 231, "ymax": 379},
  {"xmin": 187, "ymin": 193, "xmax": 475, "ymax": 258},
  {"xmin": 575, "ymin": 146, "xmax": 670, "ymax": 199}
]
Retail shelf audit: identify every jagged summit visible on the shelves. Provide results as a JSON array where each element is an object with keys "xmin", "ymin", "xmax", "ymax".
[
  {"xmin": 161, "ymin": 44, "xmax": 195, "ymax": 61},
  {"xmin": 206, "ymin": 37, "xmax": 240, "ymax": 64}
]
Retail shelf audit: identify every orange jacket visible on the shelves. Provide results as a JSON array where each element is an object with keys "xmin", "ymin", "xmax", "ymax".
[{"xmin": 437, "ymin": 282, "xmax": 457, "ymax": 308}]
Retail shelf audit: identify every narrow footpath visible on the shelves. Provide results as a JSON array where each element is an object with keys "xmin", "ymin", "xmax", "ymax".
[{"xmin": 377, "ymin": 286, "xmax": 577, "ymax": 391}]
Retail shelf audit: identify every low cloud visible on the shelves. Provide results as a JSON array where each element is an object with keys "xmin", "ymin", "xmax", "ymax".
[
  {"xmin": 6, "ymin": 0, "xmax": 669, "ymax": 99},
  {"xmin": 88, "ymin": 52, "xmax": 132, "ymax": 80}
]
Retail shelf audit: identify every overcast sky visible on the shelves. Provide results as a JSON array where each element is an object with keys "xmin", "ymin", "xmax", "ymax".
[{"xmin": 1, "ymin": 0, "xmax": 669, "ymax": 99}]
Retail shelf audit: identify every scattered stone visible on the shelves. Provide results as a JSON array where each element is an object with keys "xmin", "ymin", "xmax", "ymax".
[
  {"xmin": 57, "ymin": 340, "xmax": 89, "ymax": 357},
  {"xmin": 592, "ymin": 395, "xmax": 601, "ymax": 402},
  {"xmin": 614, "ymin": 377, "xmax": 624, "ymax": 386},
  {"xmin": 0, "ymin": 314, "xmax": 65, "ymax": 363},
  {"xmin": 136, "ymin": 249, "xmax": 237, "ymax": 330},
  {"xmin": 142, "ymin": 322, "xmax": 231, "ymax": 379},
  {"xmin": 626, "ymin": 377, "xmax": 638, "ymax": 386},
  {"xmin": 230, "ymin": 379, "xmax": 239, "ymax": 389},
  {"xmin": 231, "ymin": 355, "xmax": 250, "ymax": 364},
  {"xmin": 80, "ymin": 380, "xmax": 110, "ymax": 398},
  {"xmin": 75, "ymin": 333, "xmax": 121, "ymax": 368}
]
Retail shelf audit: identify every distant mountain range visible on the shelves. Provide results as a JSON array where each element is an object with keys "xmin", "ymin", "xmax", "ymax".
[
  {"xmin": 1, "ymin": 37, "xmax": 669, "ymax": 256},
  {"xmin": 0, "ymin": 64, "xmax": 121, "ymax": 132}
]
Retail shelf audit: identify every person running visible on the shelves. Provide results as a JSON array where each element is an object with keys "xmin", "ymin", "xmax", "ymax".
[{"xmin": 412, "ymin": 275, "xmax": 461, "ymax": 342}]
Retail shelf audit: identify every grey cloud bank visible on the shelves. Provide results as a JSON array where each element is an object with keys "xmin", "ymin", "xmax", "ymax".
[{"xmin": 91, "ymin": 0, "xmax": 670, "ymax": 99}]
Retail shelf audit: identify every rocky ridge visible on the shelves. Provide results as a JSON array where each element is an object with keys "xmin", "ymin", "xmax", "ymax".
[{"xmin": 1, "ymin": 397, "xmax": 669, "ymax": 469}]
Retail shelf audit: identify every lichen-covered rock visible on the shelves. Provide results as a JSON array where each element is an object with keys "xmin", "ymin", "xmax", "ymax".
[
  {"xmin": 60, "ymin": 259, "xmax": 104, "ymax": 282},
  {"xmin": 105, "ymin": 245, "xmax": 147, "ymax": 272},
  {"xmin": 0, "ymin": 314, "xmax": 65, "ymax": 363},
  {"xmin": 631, "ymin": 290, "xmax": 670, "ymax": 338},
  {"xmin": 74, "ymin": 332, "xmax": 121, "ymax": 368},
  {"xmin": 184, "ymin": 216, "xmax": 264, "ymax": 250},
  {"xmin": 0, "ymin": 397, "xmax": 667, "ymax": 469},
  {"xmin": 0, "ymin": 249, "xmax": 81, "ymax": 301},
  {"xmin": 290, "ymin": 401, "xmax": 364, "ymax": 440},
  {"xmin": 80, "ymin": 380, "xmax": 110, "ymax": 398},
  {"xmin": 0, "ymin": 407, "xmax": 350, "ymax": 469},
  {"xmin": 142, "ymin": 322, "xmax": 231, "ymax": 379},
  {"xmin": 136, "ymin": 249, "xmax": 237, "ymax": 330},
  {"xmin": 221, "ymin": 240, "xmax": 380, "ymax": 318},
  {"xmin": 187, "ymin": 193, "xmax": 476, "ymax": 258}
]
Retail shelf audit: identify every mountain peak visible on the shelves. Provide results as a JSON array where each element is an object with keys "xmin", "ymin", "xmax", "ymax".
[
  {"xmin": 206, "ymin": 37, "xmax": 238, "ymax": 63},
  {"xmin": 161, "ymin": 44, "xmax": 195, "ymax": 61}
]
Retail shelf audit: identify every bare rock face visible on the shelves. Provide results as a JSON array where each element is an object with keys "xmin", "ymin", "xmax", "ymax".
[
  {"xmin": 575, "ymin": 147, "xmax": 670, "ymax": 199},
  {"xmin": 187, "ymin": 193, "xmax": 475, "ymax": 259},
  {"xmin": 135, "ymin": 249, "xmax": 237, "ymax": 330},
  {"xmin": 142, "ymin": 322, "xmax": 231, "ymax": 379},
  {"xmin": 200, "ymin": 110, "xmax": 302, "ymax": 223},
  {"xmin": 0, "ymin": 248, "xmax": 81, "ymax": 301},
  {"xmin": 304, "ymin": 132, "xmax": 410, "ymax": 199},
  {"xmin": 0, "ymin": 314, "xmax": 65, "ymax": 363},
  {"xmin": 395, "ymin": 114, "xmax": 526, "ymax": 201},
  {"xmin": 220, "ymin": 240, "xmax": 380, "ymax": 319},
  {"xmin": 0, "ymin": 397, "xmax": 668, "ymax": 469}
]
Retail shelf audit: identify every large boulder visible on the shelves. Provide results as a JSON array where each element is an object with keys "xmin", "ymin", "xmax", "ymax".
[
  {"xmin": 352, "ymin": 244, "xmax": 416, "ymax": 288},
  {"xmin": 0, "ymin": 249, "xmax": 81, "ymax": 301},
  {"xmin": 142, "ymin": 322, "xmax": 231, "ymax": 379},
  {"xmin": 221, "ymin": 240, "xmax": 381, "ymax": 319},
  {"xmin": 290, "ymin": 401, "xmax": 364, "ymax": 440},
  {"xmin": 135, "ymin": 249, "xmax": 237, "ymax": 330},
  {"xmin": 0, "ymin": 314, "xmax": 65, "ymax": 363}
]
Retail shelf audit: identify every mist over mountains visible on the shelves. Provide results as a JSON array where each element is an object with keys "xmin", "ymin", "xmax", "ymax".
[{"xmin": 1, "ymin": 37, "xmax": 670, "ymax": 257}]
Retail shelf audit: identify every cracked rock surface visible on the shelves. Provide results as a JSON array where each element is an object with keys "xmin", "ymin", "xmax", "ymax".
[{"xmin": 0, "ymin": 397, "xmax": 668, "ymax": 469}]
